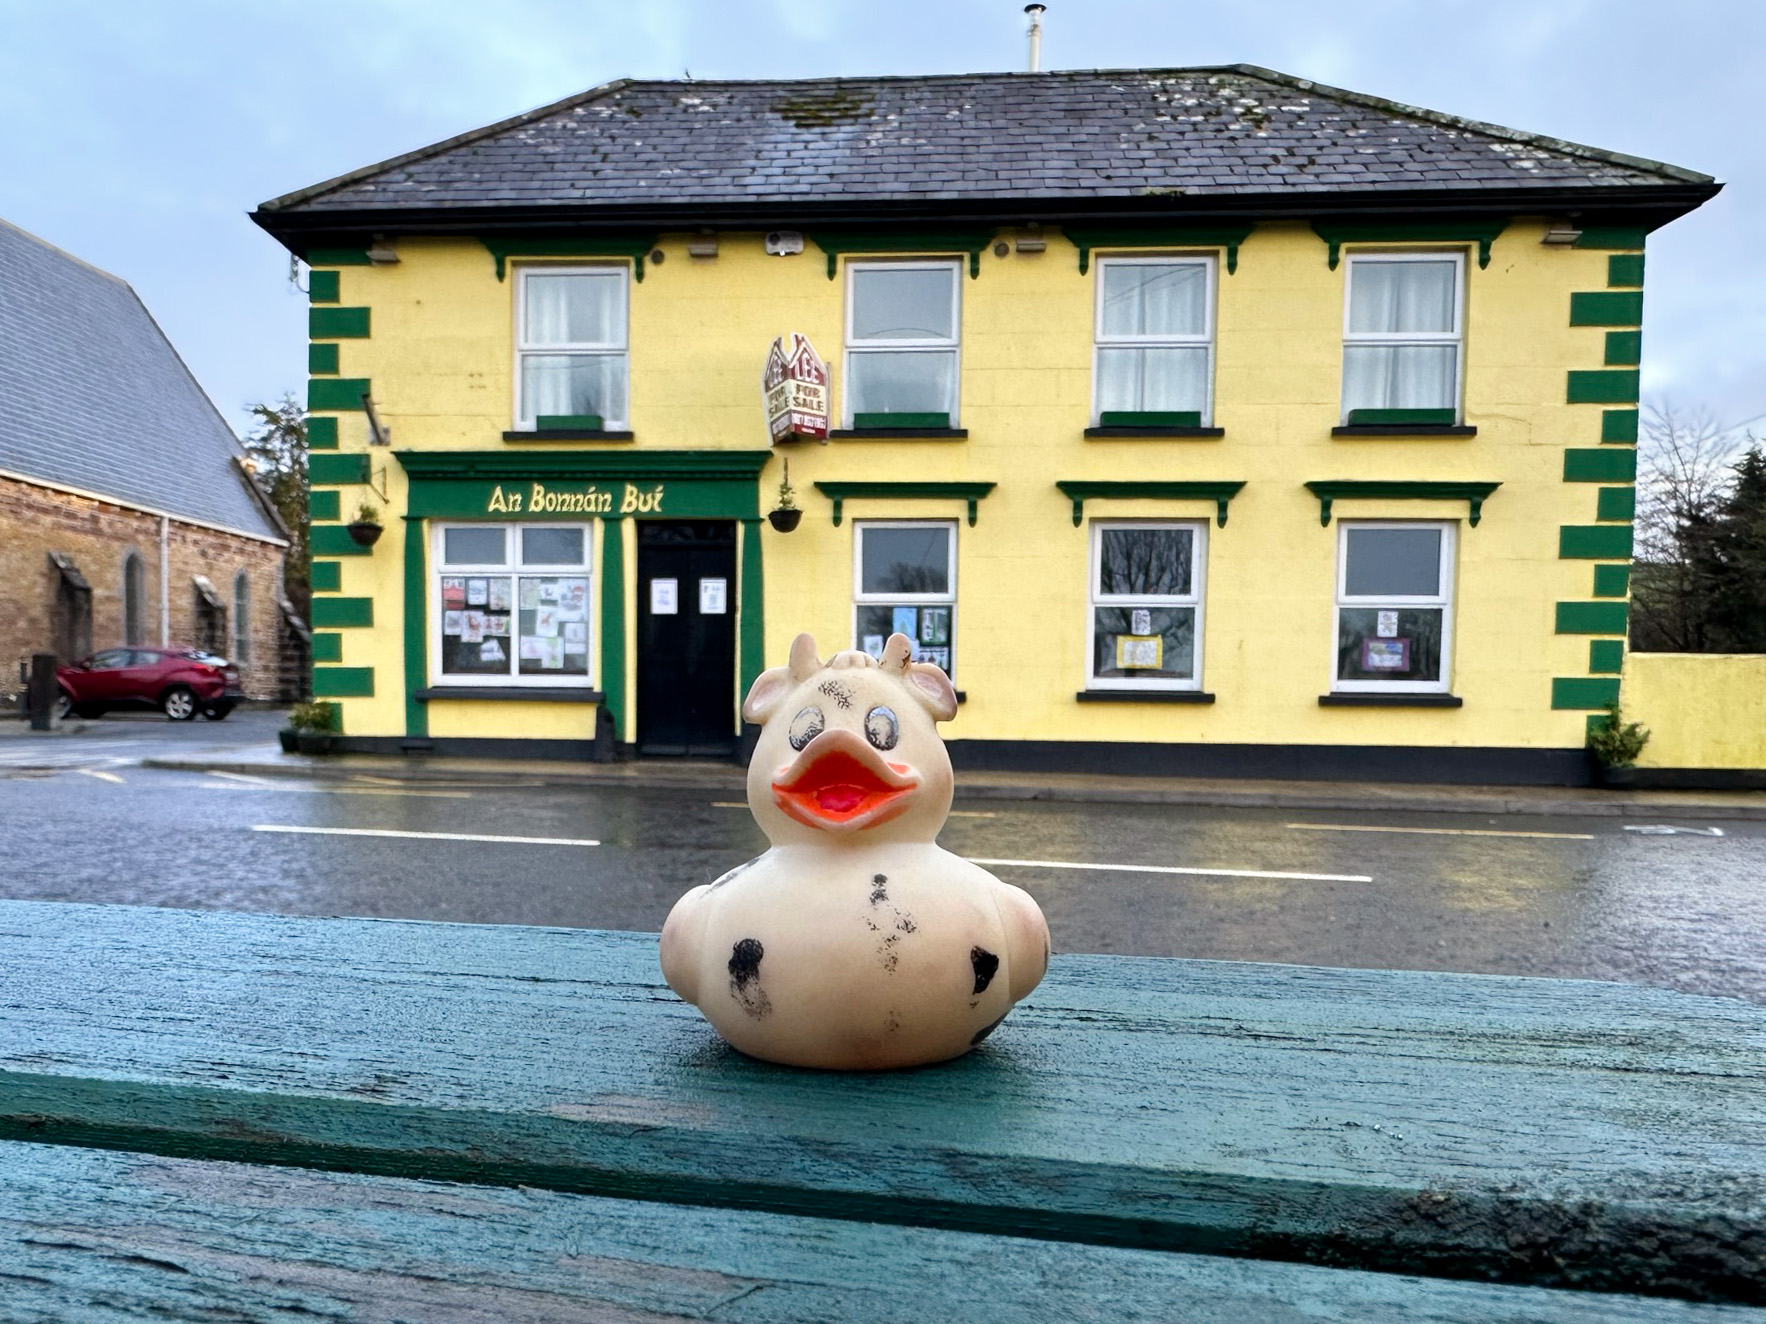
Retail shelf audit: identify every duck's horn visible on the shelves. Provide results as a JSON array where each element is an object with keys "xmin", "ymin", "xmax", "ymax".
[
  {"xmin": 881, "ymin": 632, "xmax": 913, "ymax": 672},
  {"xmin": 788, "ymin": 633, "xmax": 821, "ymax": 680}
]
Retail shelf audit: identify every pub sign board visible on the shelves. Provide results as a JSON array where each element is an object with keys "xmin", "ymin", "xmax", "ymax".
[{"xmin": 762, "ymin": 333, "xmax": 829, "ymax": 444}]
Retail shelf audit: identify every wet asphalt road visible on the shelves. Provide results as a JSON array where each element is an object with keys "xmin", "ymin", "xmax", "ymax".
[{"xmin": 1, "ymin": 710, "xmax": 1764, "ymax": 1004}]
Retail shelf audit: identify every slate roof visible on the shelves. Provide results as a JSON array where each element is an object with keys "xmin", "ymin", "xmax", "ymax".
[
  {"xmin": 0, "ymin": 218, "xmax": 281, "ymax": 540},
  {"xmin": 259, "ymin": 66, "xmax": 1714, "ymax": 224}
]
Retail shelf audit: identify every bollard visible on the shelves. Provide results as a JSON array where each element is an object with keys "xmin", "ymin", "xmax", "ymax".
[{"xmin": 27, "ymin": 653, "xmax": 58, "ymax": 732}]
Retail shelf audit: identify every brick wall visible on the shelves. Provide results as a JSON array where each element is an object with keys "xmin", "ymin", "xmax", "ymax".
[{"xmin": 0, "ymin": 476, "xmax": 291, "ymax": 700}]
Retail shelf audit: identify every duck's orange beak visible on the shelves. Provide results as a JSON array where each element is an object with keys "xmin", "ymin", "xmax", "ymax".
[{"xmin": 772, "ymin": 728, "xmax": 918, "ymax": 830}]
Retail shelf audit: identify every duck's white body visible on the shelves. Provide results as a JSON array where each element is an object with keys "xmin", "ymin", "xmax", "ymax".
[{"xmin": 660, "ymin": 632, "xmax": 1052, "ymax": 1070}]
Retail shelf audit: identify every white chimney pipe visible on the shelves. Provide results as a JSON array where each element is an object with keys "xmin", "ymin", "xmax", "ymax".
[{"xmin": 1025, "ymin": 4, "xmax": 1045, "ymax": 73}]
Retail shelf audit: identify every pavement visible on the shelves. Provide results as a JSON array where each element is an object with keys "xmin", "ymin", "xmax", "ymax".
[{"xmin": 133, "ymin": 740, "xmax": 1766, "ymax": 822}]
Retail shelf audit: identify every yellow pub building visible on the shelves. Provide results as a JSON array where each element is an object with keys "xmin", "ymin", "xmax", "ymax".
[{"xmin": 254, "ymin": 66, "xmax": 1718, "ymax": 783}]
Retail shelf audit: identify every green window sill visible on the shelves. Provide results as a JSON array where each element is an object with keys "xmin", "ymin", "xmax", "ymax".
[
  {"xmin": 503, "ymin": 430, "xmax": 635, "ymax": 443},
  {"xmin": 1332, "ymin": 425, "xmax": 1477, "ymax": 438},
  {"xmin": 829, "ymin": 428, "xmax": 968, "ymax": 440},
  {"xmin": 1085, "ymin": 426, "xmax": 1225, "ymax": 439},
  {"xmin": 1318, "ymin": 693, "xmax": 1463, "ymax": 708}
]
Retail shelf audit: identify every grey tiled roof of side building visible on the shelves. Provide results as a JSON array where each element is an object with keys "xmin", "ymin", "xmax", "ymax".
[
  {"xmin": 0, "ymin": 218, "xmax": 280, "ymax": 541},
  {"xmin": 263, "ymin": 66, "xmax": 1711, "ymax": 214}
]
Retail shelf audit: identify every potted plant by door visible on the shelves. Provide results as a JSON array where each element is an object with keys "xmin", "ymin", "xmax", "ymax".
[
  {"xmin": 347, "ymin": 502, "xmax": 384, "ymax": 548},
  {"xmin": 768, "ymin": 460, "xmax": 802, "ymax": 532},
  {"xmin": 1586, "ymin": 699, "xmax": 1650, "ymax": 788},
  {"xmin": 284, "ymin": 701, "xmax": 337, "ymax": 755}
]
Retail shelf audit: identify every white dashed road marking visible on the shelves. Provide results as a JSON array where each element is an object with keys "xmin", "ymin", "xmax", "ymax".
[
  {"xmin": 1286, "ymin": 822, "xmax": 1594, "ymax": 841},
  {"xmin": 968, "ymin": 857, "xmax": 1373, "ymax": 884},
  {"xmin": 76, "ymin": 768, "xmax": 126, "ymax": 785},
  {"xmin": 252, "ymin": 825, "xmax": 599, "ymax": 847}
]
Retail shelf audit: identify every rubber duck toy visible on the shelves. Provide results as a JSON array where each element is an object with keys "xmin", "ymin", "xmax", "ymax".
[{"xmin": 660, "ymin": 632, "xmax": 1051, "ymax": 1069}]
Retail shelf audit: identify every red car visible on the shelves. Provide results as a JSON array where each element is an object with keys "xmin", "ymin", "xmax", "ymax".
[{"xmin": 56, "ymin": 648, "xmax": 243, "ymax": 721}]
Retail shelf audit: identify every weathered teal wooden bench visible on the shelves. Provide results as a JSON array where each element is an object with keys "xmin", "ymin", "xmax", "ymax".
[{"xmin": 1, "ymin": 899, "xmax": 1762, "ymax": 1320}]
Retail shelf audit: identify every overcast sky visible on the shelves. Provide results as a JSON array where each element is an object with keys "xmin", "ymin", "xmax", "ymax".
[{"xmin": 1, "ymin": 0, "xmax": 1757, "ymax": 437}]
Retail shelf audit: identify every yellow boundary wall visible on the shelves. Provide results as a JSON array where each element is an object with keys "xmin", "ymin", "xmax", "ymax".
[{"xmin": 1626, "ymin": 653, "xmax": 1766, "ymax": 770}]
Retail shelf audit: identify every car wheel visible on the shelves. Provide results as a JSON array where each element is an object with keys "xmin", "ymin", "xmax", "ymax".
[
  {"xmin": 162, "ymin": 686, "xmax": 198, "ymax": 721},
  {"xmin": 52, "ymin": 690, "xmax": 73, "ymax": 722}
]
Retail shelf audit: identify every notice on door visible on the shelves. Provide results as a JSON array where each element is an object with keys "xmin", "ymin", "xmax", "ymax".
[
  {"xmin": 699, "ymin": 577, "xmax": 728, "ymax": 615},
  {"xmin": 650, "ymin": 578, "xmax": 679, "ymax": 615}
]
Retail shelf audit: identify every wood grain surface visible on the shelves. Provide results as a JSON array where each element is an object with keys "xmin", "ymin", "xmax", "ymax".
[
  {"xmin": 4, "ymin": 1141, "xmax": 1760, "ymax": 1323},
  {"xmin": 0, "ymin": 900, "xmax": 1761, "ymax": 1302}
]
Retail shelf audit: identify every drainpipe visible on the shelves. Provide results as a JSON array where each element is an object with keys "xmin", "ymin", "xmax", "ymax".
[
  {"xmin": 159, "ymin": 516, "xmax": 170, "ymax": 646},
  {"xmin": 1025, "ymin": 5, "xmax": 1045, "ymax": 72}
]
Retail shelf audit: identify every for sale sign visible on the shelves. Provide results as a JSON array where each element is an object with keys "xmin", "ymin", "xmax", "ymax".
[{"xmin": 762, "ymin": 333, "xmax": 829, "ymax": 443}]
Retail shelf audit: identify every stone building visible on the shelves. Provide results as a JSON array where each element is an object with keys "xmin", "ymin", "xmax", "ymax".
[{"xmin": 0, "ymin": 217, "xmax": 296, "ymax": 702}]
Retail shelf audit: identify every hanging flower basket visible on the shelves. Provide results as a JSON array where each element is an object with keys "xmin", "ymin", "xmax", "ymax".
[
  {"xmin": 346, "ymin": 521, "xmax": 384, "ymax": 547},
  {"xmin": 768, "ymin": 507, "xmax": 803, "ymax": 533}
]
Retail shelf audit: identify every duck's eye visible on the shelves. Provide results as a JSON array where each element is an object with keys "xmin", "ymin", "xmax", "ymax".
[
  {"xmin": 864, "ymin": 705, "xmax": 899, "ymax": 751},
  {"xmin": 788, "ymin": 706, "xmax": 824, "ymax": 751}
]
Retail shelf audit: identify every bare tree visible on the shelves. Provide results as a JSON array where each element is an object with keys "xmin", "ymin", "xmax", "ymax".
[
  {"xmin": 242, "ymin": 395, "xmax": 310, "ymax": 611},
  {"xmin": 1631, "ymin": 403, "xmax": 1745, "ymax": 651}
]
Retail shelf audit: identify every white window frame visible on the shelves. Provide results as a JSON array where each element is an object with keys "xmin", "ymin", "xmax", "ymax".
[
  {"xmin": 842, "ymin": 259, "xmax": 962, "ymax": 428},
  {"xmin": 851, "ymin": 519, "xmax": 958, "ymax": 679},
  {"xmin": 429, "ymin": 522, "xmax": 594, "ymax": 688},
  {"xmin": 513, "ymin": 264, "xmax": 630, "ymax": 431},
  {"xmin": 1339, "ymin": 251, "xmax": 1466, "ymax": 425},
  {"xmin": 1091, "ymin": 255, "xmax": 1217, "ymax": 426},
  {"xmin": 1086, "ymin": 520, "xmax": 1208, "ymax": 691},
  {"xmin": 1331, "ymin": 520, "xmax": 1456, "ymax": 694}
]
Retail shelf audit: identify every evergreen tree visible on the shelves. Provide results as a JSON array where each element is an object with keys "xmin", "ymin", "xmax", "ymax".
[
  {"xmin": 242, "ymin": 395, "xmax": 309, "ymax": 611},
  {"xmin": 1697, "ymin": 446, "xmax": 1766, "ymax": 651}
]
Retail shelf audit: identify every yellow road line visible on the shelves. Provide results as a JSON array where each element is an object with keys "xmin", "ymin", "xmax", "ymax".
[{"xmin": 1285, "ymin": 822, "xmax": 1594, "ymax": 841}]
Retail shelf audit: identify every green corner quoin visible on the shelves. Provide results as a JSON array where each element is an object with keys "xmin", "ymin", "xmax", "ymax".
[
  {"xmin": 1602, "ymin": 409, "xmax": 1640, "ymax": 443},
  {"xmin": 1567, "ymin": 369, "xmax": 1640, "ymax": 405},
  {"xmin": 1563, "ymin": 448, "xmax": 1637, "ymax": 483},
  {"xmin": 1597, "ymin": 487, "xmax": 1637, "ymax": 522},
  {"xmin": 1605, "ymin": 330, "xmax": 1643, "ymax": 366},
  {"xmin": 1556, "ymin": 601, "xmax": 1629, "ymax": 635},
  {"xmin": 312, "ymin": 666, "xmax": 373, "ymax": 698},
  {"xmin": 1594, "ymin": 564, "xmax": 1632, "ymax": 597},
  {"xmin": 308, "ymin": 270, "xmax": 341, "ymax": 304},
  {"xmin": 1569, "ymin": 291, "xmax": 1643, "ymax": 326},
  {"xmin": 1552, "ymin": 676, "xmax": 1620, "ymax": 709},
  {"xmin": 309, "ymin": 453, "xmax": 370, "ymax": 486},
  {"xmin": 310, "ymin": 632, "xmax": 343, "ymax": 664},
  {"xmin": 310, "ymin": 597, "xmax": 374, "ymax": 630},
  {"xmin": 308, "ymin": 343, "xmax": 340, "ymax": 376},
  {"xmin": 308, "ymin": 490, "xmax": 342, "ymax": 523},
  {"xmin": 310, "ymin": 526, "xmax": 372, "ymax": 557},
  {"xmin": 309, "ymin": 378, "xmax": 371, "ymax": 412},
  {"xmin": 309, "ymin": 560, "xmax": 342, "ymax": 593},
  {"xmin": 307, "ymin": 417, "xmax": 339, "ymax": 451},
  {"xmin": 309, "ymin": 307, "xmax": 371, "ymax": 338},
  {"xmin": 1589, "ymin": 639, "xmax": 1626, "ymax": 674}
]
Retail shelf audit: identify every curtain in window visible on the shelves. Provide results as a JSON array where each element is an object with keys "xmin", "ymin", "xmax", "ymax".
[
  {"xmin": 520, "ymin": 354, "xmax": 627, "ymax": 421},
  {"xmin": 1096, "ymin": 346, "xmax": 1208, "ymax": 414},
  {"xmin": 1100, "ymin": 264, "xmax": 1207, "ymax": 337},
  {"xmin": 524, "ymin": 274, "xmax": 618, "ymax": 345},
  {"xmin": 1348, "ymin": 262, "xmax": 1456, "ymax": 334},
  {"xmin": 1342, "ymin": 345, "xmax": 1457, "ymax": 411}
]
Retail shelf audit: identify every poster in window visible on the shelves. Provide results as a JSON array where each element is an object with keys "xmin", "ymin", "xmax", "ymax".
[
  {"xmin": 536, "ymin": 606, "xmax": 560, "ymax": 638},
  {"xmin": 540, "ymin": 637, "xmax": 566, "ymax": 669},
  {"xmin": 650, "ymin": 579, "xmax": 678, "ymax": 615},
  {"xmin": 480, "ymin": 638, "xmax": 505, "ymax": 664},
  {"xmin": 892, "ymin": 606, "xmax": 917, "ymax": 638},
  {"xmin": 443, "ymin": 610, "xmax": 465, "ymax": 636},
  {"xmin": 699, "ymin": 578, "xmax": 727, "ymax": 615},
  {"xmin": 561, "ymin": 581, "xmax": 588, "ymax": 616},
  {"xmin": 519, "ymin": 637, "xmax": 543, "ymax": 661},
  {"xmin": 540, "ymin": 581, "xmax": 560, "ymax": 604},
  {"xmin": 1130, "ymin": 608, "xmax": 1152, "ymax": 636},
  {"xmin": 461, "ymin": 612, "xmax": 486, "ymax": 644},
  {"xmin": 1377, "ymin": 610, "xmax": 1400, "ymax": 638},
  {"xmin": 919, "ymin": 608, "xmax": 949, "ymax": 645},
  {"xmin": 1116, "ymin": 635, "xmax": 1163, "ymax": 670},
  {"xmin": 485, "ymin": 615, "xmax": 510, "ymax": 636},
  {"xmin": 1361, "ymin": 637, "xmax": 1411, "ymax": 671},
  {"xmin": 489, "ymin": 580, "xmax": 512, "ymax": 613},
  {"xmin": 917, "ymin": 646, "xmax": 950, "ymax": 674},
  {"xmin": 519, "ymin": 580, "xmax": 541, "ymax": 609},
  {"xmin": 467, "ymin": 579, "xmax": 488, "ymax": 607},
  {"xmin": 442, "ymin": 578, "xmax": 466, "ymax": 608},
  {"xmin": 862, "ymin": 635, "xmax": 885, "ymax": 659},
  {"xmin": 564, "ymin": 621, "xmax": 587, "ymax": 653}
]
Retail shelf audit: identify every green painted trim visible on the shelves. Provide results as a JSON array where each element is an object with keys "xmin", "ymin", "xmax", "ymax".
[
  {"xmin": 1302, "ymin": 480, "xmax": 1501, "ymax": 527},
  {"xmin": 308, "ymin": 378, "xmax": 371, "ymax": 412},
  {"xmin": 1559, "ymin": 524, "xmax": 1633, "ymax": 559},
  {"xmin": 308, "ymin": 491, "xmax": 342, "ymax": 522},
  {"xmin": 394, "ymin": 449, "xmax": 770, "ymax": 483},
  {"xmin": 309, "ymin": 560, "xmax": 342, "ymax": 593},
  {"xmin": 310, "ymin": 632, "xmax": 343, "ymax": 664},
  {"xmin": 308, "ymin": 343, "xmax": 340, "ymax": 375},
  {"xmin": 1596, "ymin": 486, "xmax": 1637, "ymax": 522},
  {"xmin": 853, "ymin": 411, "xmax": 950, "ymax": 429},
  {"xmin": 309, "ymin": 525, "xmax": 374, "ymax": 557},
  {"xmin": 1555, "ymin": 601, "xmax": 1628, "ymax": 635},
  {"xmin": 1572, "ymin": 227, "xmax": 1647, "ymax": 250},
  {"xmin": 535, "ymin": 414, "xmax": 603, "ymax": 431},
  {"xmin": 739, "ymin": 518, "xmax": 765, "ymax": 703},
  {"xmin": 1569, "ymin": 291, "xmax": 1643, "ymax": 326},
  {"xmin": 1607, "ymin": 254, "xmax": 1645, "ymax": 288},
  {"xmin": 482, "ymin": 236, "xmax": 656, "ymax": 282},
  {"xmin": 1310, "ymin": 219, "xmax": 1507, "ymax": 270},
  {"xmin": 813, "ymin": 480, "xmax": 997, "ymax": 527},
  {"xmin": 1055, "ymin": 480, "xmax": 1246, "ymax": 528},
  {"xmin": 1593, "ymin": 564, "xmax": 1632, "ymax": 597},
  {"xmin": 307, "ymin": 271, "xmax": 340, "ymax": 304},
  {"xmin": 304, "ymin": 247, "xmax": 373, "ymax": 266},
  {"xmin": 403, "ymin": 517, "xmax": 428, "ymax": 740},
  {"xmin": 312, "ymin": 666, "xmax": 374, "ymax": 698},
  {"xmin": 1344, "ymin": 408, "xmax": 1456, "ymax": 426},
  {"xmin": 809, "ymin": 230, "xmax": 996, "ymax": 279},
  {"xmin": 311, "ymin": 597, "xmax": 374, "ymax": 629},
  {"xmin": 309, "ymin": 453, "xmax": 371, "ymax": 486},
  {"xmin": 1563, "ymin": 448, "xmax": 1636, "ymax": 482},
  {"xmin": 1552, "ymin": 676, "xmax": 1620, "ymax": 709},
  {"xmin": 1063, "ymin": 224, "xmax": 1255, "ymax": 275},
  {"xmin": 1099, "ymin": 410, "xmax": 1201, "ymax": 427},
  {"xmin": 307, "ymin": 417, "xmax": 339, "ymax": 450},
  {"xmin": 309, "ymin": 307, "xmax": 371, "ymax": 339},
  {"xmin": 598, "ymin": 517, "xmax": 625, "ymax": 741},
  {"xmin": 1604, "ymin": 330, "xmax": 1642, "ymax": 366},
  {"xmin": 1589, "ymin": 639, "xmax": 1625, "ymax": 674},
  {"xmin": 1601, "ymin": 409, "xmax": 1640, "ymax": 443},
  {"xmin": 1567, "ymin": 370, "xmax": 1640, "ymax": 405}
]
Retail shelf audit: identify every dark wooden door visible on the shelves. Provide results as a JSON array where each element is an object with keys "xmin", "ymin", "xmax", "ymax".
[{"xmin": 636, "ymin": 521, "xmax": 737, "ymax": 757}]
